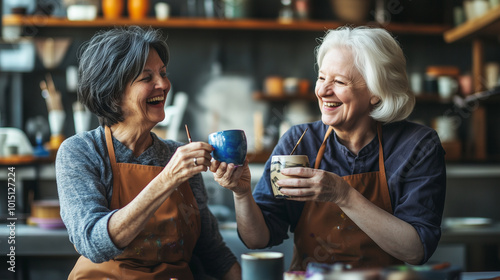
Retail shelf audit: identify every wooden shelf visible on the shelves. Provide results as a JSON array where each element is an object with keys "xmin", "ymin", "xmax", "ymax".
[
  {"xmin": 255, "ymin": 91, "xmax": 457, "ymax": 104},
  {"xmin": 253, "ymin": 91, "xmax": 316, "ymax": 102},
  {"xmin": 444, "ymin": 5, "xmax": 500, "ymax": 43},
  {"xmin": 443, "ymin": 7, "xmax": 500, "ymax": 162},
  {"xmin": 453, "ymin": 87, "xmax": 500, "ymax": 108},
  {"xmin": 3, "ymin": 15, "xmax": 450, "ymax": 34},
  {"xmin": 0, "ymin": 154, "xmax": 55, "ymax": 166}
]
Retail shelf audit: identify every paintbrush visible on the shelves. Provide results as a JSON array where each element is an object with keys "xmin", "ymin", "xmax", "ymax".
[
  {"xmin": 185, "ymin": 124, "xmax": 192, "ymax": 143},
  {"xmin": 290, "ymin": 128, "xmax": 308, "ymax": 155}
]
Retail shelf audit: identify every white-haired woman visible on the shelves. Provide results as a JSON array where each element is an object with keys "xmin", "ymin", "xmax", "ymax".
[{"xmin": 211, "ymin": 26, "xmax": 446, "ymax": 270}]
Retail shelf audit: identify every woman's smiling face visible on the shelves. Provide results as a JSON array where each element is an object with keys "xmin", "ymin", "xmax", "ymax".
[
  {"xmin": 315, "ymin": 47, "xmax": 377, "ymax": 130},
  {"xmin": 121, "ymin": 49, "xmax": 171, "ymax": 128}
]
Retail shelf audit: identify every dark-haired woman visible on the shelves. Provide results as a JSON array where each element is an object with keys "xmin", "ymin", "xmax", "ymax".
[{"xmin": 56, "ymin": 26, "xmax": 240, "ymax": 279}]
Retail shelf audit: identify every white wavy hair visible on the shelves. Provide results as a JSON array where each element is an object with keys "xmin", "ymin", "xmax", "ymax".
[{"xmin": 316, "ymin": 26, "xmax": 415, "ymax": 123}]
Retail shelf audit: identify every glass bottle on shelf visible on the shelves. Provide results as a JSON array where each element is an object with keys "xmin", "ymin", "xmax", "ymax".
[
  {"xmin": 294, "ymin": 0, "xmax": 309, "ymax": 20},
  {"xmin": 279, "ymin": 0, "xmax": 294, "ymax": 23}
]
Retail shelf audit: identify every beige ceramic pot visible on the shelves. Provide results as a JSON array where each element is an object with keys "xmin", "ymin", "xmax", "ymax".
[{"xmin": 331, "ymin": 0, "xmax": 371, "ymax": 23}]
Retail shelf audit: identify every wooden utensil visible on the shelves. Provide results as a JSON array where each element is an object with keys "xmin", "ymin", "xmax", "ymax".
[{"xmin": 40, "ymin": 73, "xmax": 63, "ymax": 111}]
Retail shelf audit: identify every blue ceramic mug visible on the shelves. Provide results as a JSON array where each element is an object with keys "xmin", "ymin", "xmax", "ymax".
[{"xmin": 208, "ymin": 129, "xmax": 247, "ymax": 166}]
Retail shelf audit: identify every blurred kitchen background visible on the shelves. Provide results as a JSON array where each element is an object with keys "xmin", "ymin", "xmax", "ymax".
[{"xmin": 1, "ymin": 0, "xmax": 500, "ymax": 279}]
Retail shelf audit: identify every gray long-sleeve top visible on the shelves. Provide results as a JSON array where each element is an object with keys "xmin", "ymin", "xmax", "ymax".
[{"xmin": 56, "ymin": 126, "xmax": 236, "ymax": 278}]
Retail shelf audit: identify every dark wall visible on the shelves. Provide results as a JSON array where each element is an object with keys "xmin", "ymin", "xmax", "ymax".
[{"xmin": 11, "ymin": 0, "xmax": 499, "ymax": 151}]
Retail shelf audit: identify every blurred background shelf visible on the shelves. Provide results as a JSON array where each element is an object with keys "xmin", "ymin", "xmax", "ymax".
[
  {"xmin": 444, "ymin": 5, "xmax": 500, "ymax": 43},
  {"xmin": 3, "ymin": 15, "xmax": 450, "ymax": 34},
  {"xmin": 252, "ymin": 91, "xmax": 316, "ymax": 102}
]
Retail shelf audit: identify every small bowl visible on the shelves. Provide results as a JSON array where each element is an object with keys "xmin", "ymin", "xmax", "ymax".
[
  {"xmin": 67, "ymin": 5, "xmax": 97, "ymax": 21},
  {"xmin": 31, "ymin": 199, "xmax": 60, "ymax": 219},
  {"xmin": 331, "ymin": 0, "xmax": 371, "ymax": 23},
  {"xmin": 208, "ymin": 129, "xmax": 247, "ymax": 165}
]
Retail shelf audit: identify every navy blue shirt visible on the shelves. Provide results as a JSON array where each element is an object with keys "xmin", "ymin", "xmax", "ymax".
[{"xmin": 252, "ymin": 120, "xmax": 446, "ymax": 264}]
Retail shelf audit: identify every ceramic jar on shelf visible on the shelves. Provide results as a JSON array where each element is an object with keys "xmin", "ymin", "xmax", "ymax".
[
  {"xmin": 102, "ymin": 0, "xmax": 124, "ymax": 19},
  {"xmin": 128, "ymin": 0, "xmax": 150, "ymax": 20}
]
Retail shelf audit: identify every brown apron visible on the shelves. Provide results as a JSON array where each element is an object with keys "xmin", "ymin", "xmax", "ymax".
[
  {"xmin": 290, "ymin": 124, "xmax": 403, "ymax": 270},
  {"xmin": 68, "ymin": 126, "xmax": 201, "ymax": 280}
]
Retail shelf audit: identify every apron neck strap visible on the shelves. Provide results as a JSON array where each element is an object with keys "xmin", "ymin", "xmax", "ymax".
[
  {"xmin": 104, "ymin": 126, "xmax": 118, "ymax": 167},
  {"xmin": 376, "ymin": 122, "xmax": 387, "ymax": 183},
  {"xmin": 314, "ymin": 126, "xmax": 334, "ymax": 169},
  {"xmin": 314, "ymin": 123, "xmax": 385, "ymax": 176}
]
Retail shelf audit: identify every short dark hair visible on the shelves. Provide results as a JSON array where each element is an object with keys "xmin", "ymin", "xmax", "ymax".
[{"xmin": 77, "ymin": 26, "xmax": 170, "ymax": 126}]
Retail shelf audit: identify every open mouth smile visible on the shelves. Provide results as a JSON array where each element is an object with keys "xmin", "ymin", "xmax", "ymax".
[
  {"xmin": 324, "ymin": 102, "xmax": 342, "ymax": 107},
  {"xmin": 146, "ymin": 95, "xmax": 165, "ymax": 105}
]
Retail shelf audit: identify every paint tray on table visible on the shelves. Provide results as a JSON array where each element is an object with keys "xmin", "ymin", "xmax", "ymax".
[{"xmin": 383, "ymin": 263, "xmax": 462, "ymax": 280}]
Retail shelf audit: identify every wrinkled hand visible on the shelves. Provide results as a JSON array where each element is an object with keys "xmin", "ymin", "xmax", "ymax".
[
  {"xmin": 161, "ymin": 142, "xmax": 213, "ymax": 187},
  {"xmin": 210, "ymin": 159, "xmax": 251, "ymax": 196},
  {"xmin": 277, "ymin": 167, "xmax": 351, "ymax": 205}
]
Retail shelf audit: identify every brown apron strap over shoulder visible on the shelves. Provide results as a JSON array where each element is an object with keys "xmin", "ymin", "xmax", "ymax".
[
  {"xmin": 105, "ymin": 126, "xmax": 120, "ymax": 180},
  {"xmin": 376, "ymin": 123, "xmax": 387, "ymax": 188},
  {"xmin": 314, "ymin": 126, "xmax": 334, "ymax": 169},
  {"xmin": 375, "ymin": 123, "xmax": 392, "ymax": 212}
]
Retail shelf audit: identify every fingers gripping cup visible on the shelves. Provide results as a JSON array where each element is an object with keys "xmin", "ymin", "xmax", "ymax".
[
  {"xmin": 270, "ymin": 155, "xmax": 309, "ymax": 199},
  {"xmin": 208, "ymin": 129, "xmax": 247, "ymax": 166}
]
